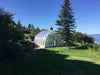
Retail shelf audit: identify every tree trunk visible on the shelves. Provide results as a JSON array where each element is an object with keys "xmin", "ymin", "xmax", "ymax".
[
  {"xmin": 66, "ymin": 42, "xmax": 71, "ymax": 50},
  {"xmin": 66, "ymin": 46, "xmax": 70, "ymax": 50},
  {"xmin": 0, "ymin": 40, "xmax": 4, "ymax": 59}
]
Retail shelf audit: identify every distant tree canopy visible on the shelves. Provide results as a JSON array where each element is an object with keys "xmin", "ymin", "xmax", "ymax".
[
  {"xmin": 31, "ymin": 24, "xmax": 35, "ymax": 29},
  {"xmin": 30, "ymin": 27, "xmax": 40, "ymax": 38},
  {"xmin": 72, "ymin": 31, "xmax": 94, "ymax": 44},
  {"xmin": 28, "ymin": 24, "xmax": 31, "ymax": 30},
  {"xmin": 41, "ymin": 29, "xmax": 48, "ymax": 31},
  {"xmin": 50, "ymin": 26, "xmax": 53, "ymax": 30},
  {"xmin": 16, "ymin": 20, "xmax": 22, "ymax": 29},
  {"xmin": 24, "ymin": 24, "xmax": 41, "ymax": 40}
]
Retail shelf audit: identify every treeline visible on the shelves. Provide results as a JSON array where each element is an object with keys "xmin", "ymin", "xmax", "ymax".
[
  {"xmin": 24, "ymin": 24, "xmax": 41, "ymax": 41},
  {"xmin": 72, "ymin": 31, "xmax": 94, "ymax": 44},
  {"xmin": 23, "ymin": 24, "xmax": 53, "ymax": 41},
  {"xmin": 71, "ymin": 31, "xmax": 98, "ymax": 50},
  {"xmin": 15, "ymin": 20, "xmax": 41, "ymax": 41}
]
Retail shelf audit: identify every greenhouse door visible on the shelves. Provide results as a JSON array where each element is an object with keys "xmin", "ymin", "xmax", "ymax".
[{"xmin": 54, "ymin": 40, "xmax": 57, "ymax": 46}]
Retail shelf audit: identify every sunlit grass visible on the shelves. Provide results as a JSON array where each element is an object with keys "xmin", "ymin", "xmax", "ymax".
[
  {"xmin": 0, "ymin": 47, "xmax": 100, "ymax": 75},
  {"xmin": 47, "ymin": 47, "xmax": 100, "ymax": 64}
]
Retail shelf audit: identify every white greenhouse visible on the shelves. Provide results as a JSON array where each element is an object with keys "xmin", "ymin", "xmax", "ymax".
[{"xmin": 34, "ymin": 30, "xmax": 64, "ymax": 48}]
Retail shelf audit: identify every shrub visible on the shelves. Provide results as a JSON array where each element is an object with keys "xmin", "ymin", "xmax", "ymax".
[
  {"xmin": 5, "ymin": 43, "xmax": 25, "ymax": 59},
  {"xmin": 29, "ymin": 36, "xmax": 34, "ymax": 41},
  {"xmin": 20, "ymin": 39, "xmax": 36, "ymax": 56},
  {"xmin": 88, "ymin": 44, "xmax": 100, "ymax": 52},
  {"xmin": 75, "ymin": 41, "xmax": 89, "ymax": 49}
]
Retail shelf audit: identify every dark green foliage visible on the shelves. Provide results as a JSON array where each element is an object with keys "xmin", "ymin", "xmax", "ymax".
[
  {"xmin": 29, "ymin": 35, "xmax": 34, "ymax": 41},
  {"xmin": 31, "ymin": 24, "xmax": 34, "ymax": 29},
  {"xmin": 82, "ymin": 34, "xmax": 94, "ymax": 43},
  {"xmin": 0, "ymin": 7, "xmax": 13, "ymax": 59},
  {"xmin": 24, "ymin": 24, "xmax": 41, "ymax": 40},
  {"xmin": 50, "ymin": 26, "xmax": 53, "ymax": 30},
  {"xmin": 22, "ymin": 26, "xmax": 25, "ymax": 29},
  {"xmin": 36, "ymin": 27, "xmax": 40, "ymax": 32},
  {"xmin": 72, "ymin": 32, "xmax": 83, "ymax": 43},
  {"xmin": 22, "ymin": 26, "xmax": 25, "ymax": 32},
  {"xmin": 5, "ymin": 43, "xmax": 25, "ymax": 58},
  {"xmin": 74, "ymin": 43, "xmax": 89, "ymax": 49},
  {"xmin": 20, "ymin": 39, "xmax": 36, "ymax": 48},
  {"xmin": 28, "ymin": 24, "xmax": 31, "ymax": 30},
  {"xmin": 41, "ymin": 29, "xmax": 48, "ymax": 31},
  {"xmin": 24, "ymin": 29, "xmax": 31, "ymax": 34},
  {"xmin": 8, "ymin": 26, "xmax": 24, "ymax": 43},
  {"xmin": 30, "ymin": 28, "xmax": 37, "ymax": 37},
  {"xmin": 0, "ymin": 7, "xmax": 24, "ymax": 59},
  {"xmin": 16, "ymin": 20, "xmax": 22, "ymax": 29},
  {"xmin": 88, "ymin": 44, "xmax": 100, "ymax": 51},
  {"xmin": 56, "ymin": 0, "xmax": 76, "ymax": 48},
  {"xmin": 71, "ymin": 32, "xmax": 94, "ymax": 49},
  {"xmin": 72, "ymin": 31, "xmax": 94, "ymax": 44},
  {"xmin": 31, "ymin": 27, "xmax": 40, "ymax": 37},
  {"xmin": 20, "ymin": 39, "xmax": 36, "ymax": 55}
]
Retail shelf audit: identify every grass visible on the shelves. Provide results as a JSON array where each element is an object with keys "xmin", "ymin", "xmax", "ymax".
[
  {"xmin": 0, "ymin": 47, "xmax": 100, "ymax": 75},
  {"xmin": 47, "ymin": 47, "xmax": 100, "ymax": 64}
]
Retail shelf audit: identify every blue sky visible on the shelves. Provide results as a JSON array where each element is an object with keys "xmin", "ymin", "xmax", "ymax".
[{"xmin": 0, "ymin": 0, "xmax": 100, "ymax": 34}]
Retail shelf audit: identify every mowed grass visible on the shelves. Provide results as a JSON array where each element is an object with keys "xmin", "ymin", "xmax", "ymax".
[
  {"xmin": 47, "ymin": 47, "xmax": 100, "ymax": 64},
  {"xmin": 0, "ymin": 47, "xmax": 100, "ymax": 75}
]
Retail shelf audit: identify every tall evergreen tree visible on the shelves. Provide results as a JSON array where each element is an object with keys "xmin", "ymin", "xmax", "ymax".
[
  {"xmin": 31, "ymin": 27, "xmax": 40, "ymax": 38},
  {"xmin": 16, "ymin": 20, "xmax": 22, "ymax": 29},
  {"xmin": 36, "ymin": 27, "xmax": 40, "ymax": 33},
  {"xmin": 23, "ymin": 26, "xmax": 25, "ymax": 30},
  {"xmin": 31, "ymin": 24, "xmax": 35, "ymax": 30},
  {"xmin": 50, "ymin": 26, "xmax": 53, "ymax": 30},
  {"xmin": 56, "ymin": 0, "xmax": 75, "ymax": 49},
  {"xmin": 28, "ymin": 24, "xmax": 31, "ymax": 30}
]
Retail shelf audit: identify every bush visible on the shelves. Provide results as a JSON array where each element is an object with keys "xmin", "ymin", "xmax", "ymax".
[
  {"xmin": 88, "ymin": 44, "xmax": 100, "ymax": 52},
  {"xmin": 74, "ymin": 41, "xmax": 89, "ymax": 49},
  {"xmin": 29, "ymin": 35, "xmax": 34, "ymax": 41},
  {"xmin": 5, "ymin": 43, "xmax": 25, "ymax": 59},
  {"xmin": 20, "ymin": 39, "xmax": 36, "ymax": 56},
  {"xmin": 20, "ymin": 39, "xmax": 36, "ymax": 47}
]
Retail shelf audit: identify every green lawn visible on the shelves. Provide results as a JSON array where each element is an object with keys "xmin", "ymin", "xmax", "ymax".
[
  {"xmin": 47, "ymin": 47, "xmax": 100, "ymax": 64},
  {"xmin": 0, "ymin": 47, "xmax": 100, "ymax": 75}
]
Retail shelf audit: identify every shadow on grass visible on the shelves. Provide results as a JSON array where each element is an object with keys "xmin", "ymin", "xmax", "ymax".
[
  {"xmin": 0, "ymin": 48, "xmax": 100, "ymax": 75},
  {"xmin": 71, "ymin": 45, "xmax": 89, "ymax": 50}
]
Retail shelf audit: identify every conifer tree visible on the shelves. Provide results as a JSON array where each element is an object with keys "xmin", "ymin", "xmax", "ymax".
[
  {"xmin": 50, "ymin": 26, "xmax": 53, "ymax": 30},
  {"xmin": 56, "ymin": 0, "xmax": 75, "ymax": 49},
  {"xmin": 16, "ymin": 20, "xmax": 22, "ymax": 29},
  {"xmin": 31, "ymin": 24, "xmax": 35, "ymax": 30},
  {"xmin": 28, "ymin": 24, "xmax": 31, "ymax": 30}
]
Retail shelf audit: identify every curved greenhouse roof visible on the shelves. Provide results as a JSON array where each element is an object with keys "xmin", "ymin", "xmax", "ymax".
[
  {"xmin": 35, "ymin": 30, "xmax": 54, "ymax": 41},
  {"xmin": 34, "ymin": 30, "xmax": 64, "ymax": 48}
]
